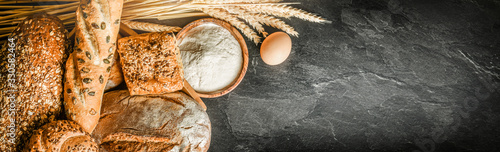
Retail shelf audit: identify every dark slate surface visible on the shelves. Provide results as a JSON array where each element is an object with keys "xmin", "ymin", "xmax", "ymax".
[
  {"xmin": 200, "ymin": 0, "xmax": 500, "ymax": 151},
  {"xmin": 1, "ymin": 0, "xmax": 498, "ymax": 151}
]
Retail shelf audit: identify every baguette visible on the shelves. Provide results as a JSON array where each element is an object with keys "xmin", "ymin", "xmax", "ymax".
[
  {"xmin": 64, "ymin": 0, "xmax": 124, "ymax": 133},
  {"xmin": 0, "ymin": 13, "xmax": 68, "ymax": 151}
]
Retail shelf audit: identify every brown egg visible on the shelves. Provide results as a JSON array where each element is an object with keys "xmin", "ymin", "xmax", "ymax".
[{"xmin": 260, "ymin": 32, "xmax": 292, "ymax": 65}]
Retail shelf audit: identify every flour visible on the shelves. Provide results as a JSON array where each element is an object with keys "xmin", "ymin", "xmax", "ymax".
[{"xmin": 179, "ymin": 23, "xmax": 242, "ymax": 93}]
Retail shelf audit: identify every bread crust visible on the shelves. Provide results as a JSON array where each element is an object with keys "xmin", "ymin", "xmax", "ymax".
[
  {"xmin": 117, "ymin": 32, "xmax": 184, "ymax": 95},
  {"xmin": 92, "ymin": 90, "xmax": 211, "ymax": 152},
  {"xmin": 23, "ymin": 120, "xmax": 98, "ymax": 152},
  {"xmin": 64, "ymin": 0, "xmax": 124, "ymax": 133},
  {"xmin": 0, "ymin": 13, "xmax": 68, "ymax": 151}
]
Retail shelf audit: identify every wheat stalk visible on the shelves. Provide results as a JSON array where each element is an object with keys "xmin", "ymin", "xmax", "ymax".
[
  {"xmin": 253, "ymin": 13, "xmax": 298, "ymax": 36},
  {"xmin": 121, "ymin": 20, "xmax": 182, "ymax": 32},
  {"xmin": 156, "ymin": 12, "xmax": 208, "ymax": 20},
  {"xmin": 0, "ymin": 0, "xmax": 330, "ymax": 43},
  {"xmin": 223, "ymin": 6, "xmax": 268, "ymax": 37},
  {"xmin": 0, "ymin": 2, "xmax": 77, "ymax": 21},
  {"xmin": 241, "ymin": 4, "xmax": 291, "ymax": 18},
  {"xmin": 221, "ymin": 5, "xmax": 298, "ymax": 37},
  {"xmin": 201, "ymin": 8, "xmax": 261, "ymax": 44},
  {"xmin": 191, "ymin": 0, "xmax": 283, "ymax": 4},
  {"xmin": 241, "ymin": 4, "xmax": 331, "ymax": 23}
]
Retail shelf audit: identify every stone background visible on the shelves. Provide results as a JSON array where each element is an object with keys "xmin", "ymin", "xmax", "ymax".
[
  {"xmin": 5, "ymin": 0, "xmax": 498, "ymax": 151},
  {"xmin": 199, "ymin": 0, "xmax": 500, "ymax": 151}
]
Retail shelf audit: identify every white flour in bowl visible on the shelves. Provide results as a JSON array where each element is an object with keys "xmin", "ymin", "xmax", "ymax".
[{"xmin": 179, "ymin": 23, "xmax": 242, "ymax": 93}]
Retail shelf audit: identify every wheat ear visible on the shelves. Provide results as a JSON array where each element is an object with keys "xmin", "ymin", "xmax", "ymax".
[
  {"xmin": 223, "ymin": 6, "xmax": 268, "ymax": 37},
  {"xmin": 252, "ymin": 13, "xmax": 298, "ymax": 37},
  {"xmin": 240, "ymin": 5, "xmax": 291, "ymax": 18},
  {"xmin": 192, "ymin": 0, "xmax": 283, "ymax": 4},
  {"xmin": 241, "ymin": 4, "xmax": 331, "ymax": 23},
  {"xmin": 121, "ymin": 20, "xmax": 182, "ymax": 32},
  {"xmin": 201, "ymin": 8, "xmax": 261, "ymax": 44}
]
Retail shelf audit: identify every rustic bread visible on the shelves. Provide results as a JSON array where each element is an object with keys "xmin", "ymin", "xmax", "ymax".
[
  {"xmin": 92, "ymin": 90, "xmax": 211, "ymax": 152},
  {"xmin": 64, "ymin": 0, "xmax": 124, "ymax": 133},
  {"xmin": 24, "ymin": 120, "xmax": 98, "ymax": 152},
  {"xmin": 0, "ymin": 13, "xmax": 68, "ymax": 151},
  {"xmin": 117, "ymin": 32, "xmax": 184, "ymax": 95}
]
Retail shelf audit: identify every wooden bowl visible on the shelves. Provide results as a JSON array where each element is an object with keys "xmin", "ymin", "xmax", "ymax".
[{"xmin": 176, "ymin": 18, "xmax": 249, "ymax": 98}]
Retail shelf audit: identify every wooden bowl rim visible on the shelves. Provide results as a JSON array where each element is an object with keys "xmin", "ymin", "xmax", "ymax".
[{"xmin": 176, "ymin": 18, "xmax": 249, "ymax": 98}]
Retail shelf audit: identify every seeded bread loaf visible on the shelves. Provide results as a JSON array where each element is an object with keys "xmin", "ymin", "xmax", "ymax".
[
  {"xmin": 24, "ymin": 120, "xmax": 98, "ymax": 152},
  {"xmin": 92, "ymin": 90, "xmax": 211, "ymax": 152},
  {"xmin": 117, "ymin": 32, "xmax": 184, "ymax": 95},
  {"xmin": 0, "ymin": 13, "xmax": 68, "ymax": 151},
  {"xmin": 64, "ymin": 0, "xmax": 124, "ymax": 133}
]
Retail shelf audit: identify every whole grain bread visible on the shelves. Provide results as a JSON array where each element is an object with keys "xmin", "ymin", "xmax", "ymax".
[
  {"xmin": 64, "ymin": 0, "xmax": 124, "ymax": 134},
  {"xmin": 0, "ymin": 13, "xmax": 68, "ymax": 151},
  {"xmin": 117, "ymin": 32, "xmax": 184, "ymax": 95},
  {"xmin": 24, "ymin": 120, "xmax": 98, "ymax": 152},
  {"xmin": 92, "ymin": 90, "xmax": 211, "ymax": 152}
]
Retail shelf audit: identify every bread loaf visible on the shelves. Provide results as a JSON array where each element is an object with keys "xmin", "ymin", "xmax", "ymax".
[
  {"xmin": 0, "ymin": 13, "xmax": 68, "ymax": 151},
  {"xmin": 92, "ymin": 90, "xmax": 211, "ymax": 152},
  {"xmin": 117, "ymin": 32, "xmax": 184, "ymax": 95},
  {"xmin": 24, "ymin": 120, "xmax": 98, "ymax": 152},
  {"xmin": 64, "ymin": 0, "xmax": 124, "ymax": 133}
]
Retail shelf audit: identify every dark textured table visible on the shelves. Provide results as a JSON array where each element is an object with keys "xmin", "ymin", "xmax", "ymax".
[
  {"xmin": 199, "ymin": 0, "xmax": 500, "ymax": 151},
  {"xmin": 1, "ymin": 0, "xmax": 498, "ymax": 151}
]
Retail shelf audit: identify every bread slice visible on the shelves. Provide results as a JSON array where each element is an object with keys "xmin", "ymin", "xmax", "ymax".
[{"xmin": 117, "ymin": 32, "xmax": 184, "ymax": 95}]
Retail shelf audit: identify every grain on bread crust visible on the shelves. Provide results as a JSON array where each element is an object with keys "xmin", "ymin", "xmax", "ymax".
[
  {"xmin": 64, "ymin": 0, "xmax": 124, "ymax": 133},
  {"xmin": 24, "ymin": 120, "xmax": 98, "ymax": 152},
  {"xmin": 0, "ymin": 13, "xmax": 68, "ymax": 152},
  {"xmin": 92, "ymin": 90, "xmax": 211, "ymax": 152},
  {"xmin": 117, "ymin": 31, "xmax": 184, "ymax": 95}
]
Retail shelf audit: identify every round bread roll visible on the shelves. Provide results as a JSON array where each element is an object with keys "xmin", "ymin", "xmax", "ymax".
[
  {"xmin": 24, "ymin": 120, "xmax": 98, "ymax": 152},
  {"xmin": 0, "ymin": 13, "xmax": 68, "ymax": 151},
  {"xmin": 92, "ymin": 90, "xmax": 211, "ymax": 152}
]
